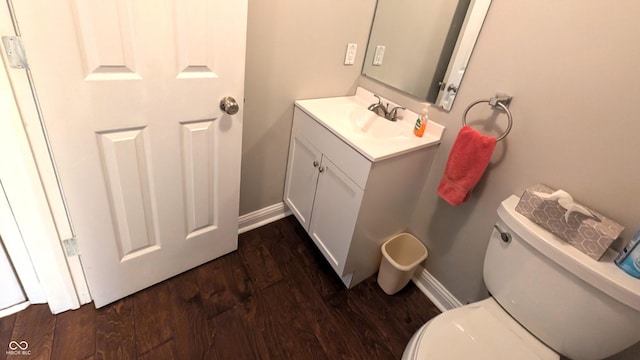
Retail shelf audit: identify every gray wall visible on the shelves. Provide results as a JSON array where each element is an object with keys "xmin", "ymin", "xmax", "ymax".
[
  {"xmin": 241, "ymin": 0, "xmax": 376, "ymax": 214},
  {"xmin": 405, "ymin": 0, "xmax": 640, "ymax": 305}
]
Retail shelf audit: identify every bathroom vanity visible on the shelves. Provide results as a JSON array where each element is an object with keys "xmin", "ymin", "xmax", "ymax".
[{"xmin": 284, "ymin": 88, "xmax": 444, "ymax": 287}]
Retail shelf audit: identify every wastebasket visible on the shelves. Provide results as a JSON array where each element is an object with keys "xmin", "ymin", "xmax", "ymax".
[{"xmin": 377, "ymin": 233, "xmax": 428, "ymax": 295}]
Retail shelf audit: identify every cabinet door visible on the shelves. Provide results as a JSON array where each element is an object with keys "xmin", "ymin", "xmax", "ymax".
[
  {"xmin": 284, "ymin": 135, "xmax": 322, "ymax": 230},
  {"xmin": 308, "ymin": 156, "xmax": 364, "ymax": 275}
]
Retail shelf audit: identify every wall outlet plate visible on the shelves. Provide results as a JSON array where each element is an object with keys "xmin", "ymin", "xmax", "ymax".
[
  {"xmin": 373, "ymin": 45, "xmax": 385, "ymax": 66},
  {"xmin": 344, "ymin": 43, "xmax": 357, "ymax": 65}
]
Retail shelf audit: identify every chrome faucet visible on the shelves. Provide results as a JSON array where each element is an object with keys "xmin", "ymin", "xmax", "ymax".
[
  {"xmin": 367, "ymin": 95, "xmax": 388, "ymax": 117},
  {"xmin": 367, "ymin": 95, "xmax": 406, "ymax": 121}
]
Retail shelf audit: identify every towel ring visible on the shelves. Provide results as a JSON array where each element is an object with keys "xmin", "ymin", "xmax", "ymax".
[{"xmin": 462, "ymin": 95, "xmax": 513, "ymax": 142}]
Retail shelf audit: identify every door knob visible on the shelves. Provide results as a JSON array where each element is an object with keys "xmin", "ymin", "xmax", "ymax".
[{"xmin": 220, "ymin": 96, "xmax": 239, "ymax": 115}]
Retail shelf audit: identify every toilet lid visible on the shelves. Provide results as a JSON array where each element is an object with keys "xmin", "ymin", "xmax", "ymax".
[{"xmin": 408, "ymin": 299, "xmax": 558, "ymax": 360}]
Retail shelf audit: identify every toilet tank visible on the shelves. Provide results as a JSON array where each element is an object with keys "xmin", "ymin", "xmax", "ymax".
[{"xmin": 484, "ymin": 196, "xmax": 640, "ymax": 360}]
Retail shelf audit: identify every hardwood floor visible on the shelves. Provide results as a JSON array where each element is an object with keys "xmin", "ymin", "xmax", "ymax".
[{"xmin": 0, "ymin": 216, "xmax": 440, "ymax": 360}]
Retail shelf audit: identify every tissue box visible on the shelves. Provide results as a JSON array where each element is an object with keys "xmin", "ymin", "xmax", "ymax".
[{"xmin": 515, "ymin": 184, "xmax": 624, "ymax": 260}]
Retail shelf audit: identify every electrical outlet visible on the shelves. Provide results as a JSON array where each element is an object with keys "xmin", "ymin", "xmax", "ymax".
[
  {"xmin": 373, "ymin": 45, "xmax": 385, "ymax": 66},
  {"xmin": 344, "ymin": 43, "xmax": 357, "ymax": 65}
]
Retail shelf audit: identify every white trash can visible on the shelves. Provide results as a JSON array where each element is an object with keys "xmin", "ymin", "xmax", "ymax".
[{"xmin": 377, "ymin": 233, "xmax": 428, "ymax": 295}]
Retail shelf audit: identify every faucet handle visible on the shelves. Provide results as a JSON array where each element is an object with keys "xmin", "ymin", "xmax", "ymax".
[
  {"xmin": 388, "ymin": 106, "xmax": 406, "ymax": 121},
  {"xmin": 368, "ymin": 94, "xmax": 384, "ymax": 112},
  {"xmin": 375, "ymin": 94, "xmax": 390, "ymax": 110}
]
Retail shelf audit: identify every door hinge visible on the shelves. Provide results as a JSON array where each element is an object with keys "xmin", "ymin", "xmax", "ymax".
[
  {"xmin": 1, "ymin": 35, "xmax": 29, "ymax": 70},
  {"xmin": 62, "ymin": 237, "xmax": 80, "ymax": 257}
]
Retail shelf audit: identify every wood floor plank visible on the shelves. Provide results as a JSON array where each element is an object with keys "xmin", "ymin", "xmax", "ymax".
[
  {"xmin": 95, "ymin": 298, "xmax": 135, "ymax": 360},
  {"xmin": 260, "ymin": 281, "xmax": 328, "ymax": 360},
  {"xmin": 234, "ymin": 293, "xmax": 272, "ymax": 360},
  {"xmin": 195, "ymin": 252, "xmax": 252, "ymax": 319},
  {"xmin": 249, "ymin": 224, "xmax": 332, "ymax": 358},
  {"xmin": 9, "ymin": 304, "xmax": 55, "ymax": 359},
  {"xmin": 276, "ymin": 217, "xmax": 344, "ymax": 298},
  {"xmin": 323, "ymin": 290, "xmax": 397, "ymax": 360},
  {"xmin": 51, "ymin": 304, "xmax": 96, "ymax": 359},
  {"xmin": 280, "ymin": 216, "xmax": 438, "ymax": 358},
  {"xmin": 270, "ymin": 217, "xmax": 432, "ymax": 359},
  {"xmin": 136, "ymin": 339, "xmax": 176, "ymax": 360},
  {"xmin": 208, "ymin": 307, "xmax": 259, "ymax": 360},
  {"xmin": 258, "ymin": 222, "xmax": 353, "ymax": 358},
  {"xmin": 132, "ymin": 281, "xmax": 174, "ymax": 356},
  {"xmin": 269, "ymin": 219, "xmax": 396, "ymax": 359},
  {"xmin": 388, "ymin": 285, "xmax": 440, "ymax": 335},
  {"xmin": 0, "ymin": 313, "xmax": 16, "ymax": 360},
  {"xmin": 168, "ymin": 270, "xmax": 216, "ymax": 359},
  {"xmin": 347, "ymin": 278, "xmax": 420, "ymax": 357},
  {"xmin": 238, "ymin": 225, "xmax": 283, "ymax": 290},
  {"xmin": 240, "ymin": 225, "xmax": 328, "ymax": 359}
]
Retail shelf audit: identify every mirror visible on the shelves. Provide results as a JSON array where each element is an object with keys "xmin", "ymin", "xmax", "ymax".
[{"xmin": 362, "ymin": 0, "xmax": 491, "ymax": 111}]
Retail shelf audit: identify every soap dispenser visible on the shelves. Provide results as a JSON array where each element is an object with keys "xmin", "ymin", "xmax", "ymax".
[{"xmin": 413, "ymin": 104, "xmax": 430, "ymax": 137}]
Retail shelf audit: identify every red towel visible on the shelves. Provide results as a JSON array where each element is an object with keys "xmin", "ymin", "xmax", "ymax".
[{"xmin": 438, "ymin": 125, "xmax": 496, "ymax": 206}]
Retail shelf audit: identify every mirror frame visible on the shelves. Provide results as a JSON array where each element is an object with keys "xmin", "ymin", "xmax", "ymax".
[{"xmin": 436, "ymin": 0, "xmax": 491, "ymax": 110}]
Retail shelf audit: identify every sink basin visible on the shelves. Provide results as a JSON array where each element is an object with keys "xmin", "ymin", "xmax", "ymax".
[{"xmin": 294, "ymin": 87, "xmax": 445, "ymax": 161}]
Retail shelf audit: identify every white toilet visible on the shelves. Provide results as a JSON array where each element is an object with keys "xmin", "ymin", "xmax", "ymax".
[{"xmin": 403, "ymin": 196, "xmax": 640, "ymax": 360}]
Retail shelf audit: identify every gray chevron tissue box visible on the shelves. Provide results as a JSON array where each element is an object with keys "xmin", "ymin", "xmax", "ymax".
[{"xmin": 515, "ymin": 184, "xmax": 624, "ymax": 260}]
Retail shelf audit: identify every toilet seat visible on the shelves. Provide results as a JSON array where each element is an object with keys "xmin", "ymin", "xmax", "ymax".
[{"xmin": 402, "ymin": 298, "xmax": 558, "ymax": 360}]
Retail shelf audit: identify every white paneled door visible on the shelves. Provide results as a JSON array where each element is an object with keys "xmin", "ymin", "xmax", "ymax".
[{"xmin": 10, "ymin": 0, "xmax": 247, "ymax": 307}]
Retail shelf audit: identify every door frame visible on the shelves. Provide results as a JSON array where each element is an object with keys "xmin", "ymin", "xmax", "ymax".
[
  {"xmin": 0, "ymin": 56, "xmax": 83, "ymax": 313},
  {"xmin": 0, "ymin": 172, "xmax": 46, "ymax": 306},
  {"xmin": 1, "ymin": 2, "xmax": 88, "ymax": 312}
]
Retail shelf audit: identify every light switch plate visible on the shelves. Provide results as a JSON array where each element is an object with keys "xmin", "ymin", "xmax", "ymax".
[{"xmin": 344, "ymin": 43, "xmax": 357, "ymax": 65}]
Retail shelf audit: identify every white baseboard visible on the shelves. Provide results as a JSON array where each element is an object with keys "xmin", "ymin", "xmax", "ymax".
[
  {"xmin": 411, "ymin": 266, "xmax": 463, "ymax": 312},
  {"xmin": 238, "ymin": 202, "xmax": 291, "ymax": 234},
  {"xmin": 0, "ymin": 301, "xmax": 30, "ymax": 319}
]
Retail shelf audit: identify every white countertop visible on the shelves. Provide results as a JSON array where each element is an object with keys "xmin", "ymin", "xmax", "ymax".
[{"xmin": 294, "ymin": 87, "xmax": 445, "ymax": 162}]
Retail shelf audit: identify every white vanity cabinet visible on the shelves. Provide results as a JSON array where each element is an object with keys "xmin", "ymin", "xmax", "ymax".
[
  {"xmin": 285, "ymin": 108, "xmax": 367, "ymax": 282},
  {"xmin": 284, "ymin": 103, "xmax": 441, "ymax": 288}
]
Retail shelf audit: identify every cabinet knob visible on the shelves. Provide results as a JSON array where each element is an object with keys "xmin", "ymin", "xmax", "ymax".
[
  {"xmin": 318, "ymin": 166, "xmax": 325, "ymax": 173},
  {"xmin": 313, "ymin": 161, "xmax": 319, "ymax": 167}
]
